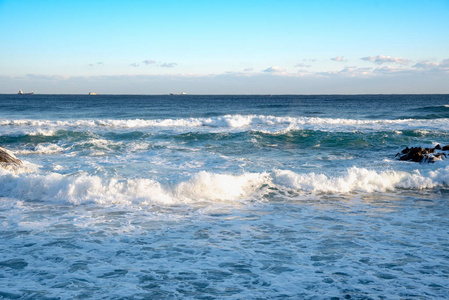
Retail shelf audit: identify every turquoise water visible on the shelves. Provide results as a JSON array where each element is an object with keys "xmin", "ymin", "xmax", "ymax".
[{"xmin": 1, "ymin": 94, "xmax": 448, "ymax": 299}]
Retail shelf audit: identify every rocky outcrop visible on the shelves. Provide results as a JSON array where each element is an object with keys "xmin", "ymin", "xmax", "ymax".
[
  {"xmin": 396, "ymin": 144, "xmax": 448, "ymax": 163},
  {"xmin": 0, "ymin": 146, "xmax": 22, "ymax": 166}
]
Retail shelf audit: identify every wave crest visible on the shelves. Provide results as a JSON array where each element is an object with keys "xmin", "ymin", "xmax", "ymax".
[
  {"xmin": 2, "ymin": 115, "xmax": 449, "ymax": 133},
  {"xmin": 1, "ymin": 166, "xmax": 448, "ymax": 206},
  {"xmin": 272, "ymin": 167, "xmax": 448, "ymax": 193}
]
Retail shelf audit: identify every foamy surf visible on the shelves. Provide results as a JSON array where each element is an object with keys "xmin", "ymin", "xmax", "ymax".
[
  {"xmin": 272, "ymin": 165, "xmax": 449, "ymax": 193},
  {"xmin": 14, "ymin": 144, "xmax": 66, "ymax": 155},
  {"xmin": 2, "ymin": 115, "xmax": 449, "ymax": 133},
  {"xmin": 1, "ymin": 166, "xmax": 448, "ymax": 205}
]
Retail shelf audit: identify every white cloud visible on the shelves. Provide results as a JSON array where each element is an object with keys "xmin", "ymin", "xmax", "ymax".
[
  {"xmin": 318, "ymin": 67, "xmax": 372, "ymax": 77},
  {"xmin": 295, "ymin": 63, "xmax": 311, "ymax": 68},
  {"xmin": 413, "ymin": 59, "xmax": 449, "ymax": 72},
  {"xmin": 361, "ymin": 55, "xmax": 411, "ymax": 65},
  {"xmin": 263, "ymin": 66, "xmax": 286, "ymax": 73},
  {"xmin": 143, "ymin": 60, "xmax": 156, "ymax": 65},
  {"xmin": 373, "ymin": 66, "xmax": 412, "ymax": 74},
  {"xmin": 331, "ymin": 56, "xmax": 346, "ymax": 62},
  {"xmin": 160, "ymin": 63, "xmax": 177, "ymax": 68},
  {"xmin": 412, "ymin": 61, "xmax": 439, "ymax": 70}
]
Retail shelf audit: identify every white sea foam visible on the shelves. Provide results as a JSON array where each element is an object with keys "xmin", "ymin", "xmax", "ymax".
[
  {"xmin": 0, "ymin": 161, "xmax": 39, "ymax": 174},
  {"xmin": 127, "ymin": 141, "xmax": 151, "ymax": 152},
  {"xmin": 174, "ymin": 171, "xmax": 269, "ymax": 202},
  {"xmin": 0, "ymin": 169, "xmax": 268, "ymax": 205},
  {"xmin": 75, "ymin": 139, "xmax": 123, "ymax": 154},
  {"xmin": 1, "ymin": 165, "xmax": 448, "ymax": 206},
  {"xmin": 26, "ymin": 129, "xmax": 58, "ymax": 136},
  {"xmin": 2, "ymin": 115, "xmax": 449, "ymax": 133},
  {"xmin": 12, "ymin": 139, "xmax": 124, "ymax": 156},
  {"xmin": 15, "ymin": 144, "xmax": 65, "ymax": 155},
  {"xmin": 272, "ymin": 166, "xmax": 449, "ymax": 193}
]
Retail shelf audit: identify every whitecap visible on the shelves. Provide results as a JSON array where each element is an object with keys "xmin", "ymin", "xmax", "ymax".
[
  {"xmin": 0, "ymin": 165, "xmax": 448, "ymax": 206},
  {"xmin": 15, "ymin": 144, "xmax": 65, "ymax": 155},
  {"xmin": 2, "ymin": 116, "xmax": 449, "ymax": 133}
]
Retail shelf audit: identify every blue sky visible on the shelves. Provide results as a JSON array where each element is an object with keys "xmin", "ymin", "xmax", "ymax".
[{"xmin": 1, "ymin": 0, "xmax": 449, "ymax": 94}]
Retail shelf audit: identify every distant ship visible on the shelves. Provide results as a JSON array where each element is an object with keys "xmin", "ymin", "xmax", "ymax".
[
  {"xmin": 18, "ymin": 90, "xmax": 34, "ymax": 95},
  {"xmin": 169, "ymin": 92, "xmax": 187, "ymax": 95},
  {"xmin": 88, "ymin": 92, "xmax": 98, "ymax": 95}
]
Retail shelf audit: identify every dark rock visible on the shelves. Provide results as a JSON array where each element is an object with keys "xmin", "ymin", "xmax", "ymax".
[
  {"xmin": 435, "ymin": 153, "xmax": 447, "ymax": 159},
  {"xmin": 443, "ymin": 145, "xmax": 449, "ymax": 151},
  {"xmin": 0, "ymin": 146, "xmax": 22, "ymax": 166},
  {"xmin": 424, "ymin": 147, "xmax": 435, "ymax": 154},
  {"xmin": 397, "ymin": 145, "xmax": 447, "ymax": 163},
  {"xmin": 424, "ymin": 156, "xmax": 439, "ymax": 163},
  {"xmin": 398, "ymin": 147, "xmax": 425, "ymax": 162}
]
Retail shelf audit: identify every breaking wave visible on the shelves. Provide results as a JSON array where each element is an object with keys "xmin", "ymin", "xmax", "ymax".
[
  {"xmin": 2, "ymin": 115, "xmax": 449, "ymax": 133},
  {"xmin": 1, "ymin": 165, "xmax": 448, "ymax": 206}
]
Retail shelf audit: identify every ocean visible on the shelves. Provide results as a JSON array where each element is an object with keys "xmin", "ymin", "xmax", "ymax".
[{"xmin": 0, "ymin": 94, "xmax": 448, "ymax": 299}]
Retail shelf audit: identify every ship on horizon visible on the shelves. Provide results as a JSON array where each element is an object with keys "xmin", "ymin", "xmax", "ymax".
[
  {"xmin": 18, "ymin": 90, "xmax": 34, "ymax": 95},
  {"xmin": 169, "ymin": 91, "xmax": 187, "ymax": 95}
]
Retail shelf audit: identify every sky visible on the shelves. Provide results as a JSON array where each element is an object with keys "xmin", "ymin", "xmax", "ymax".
[{"xmin": 1, "ymin": 0, "xmax": 449, "ymax": 94}]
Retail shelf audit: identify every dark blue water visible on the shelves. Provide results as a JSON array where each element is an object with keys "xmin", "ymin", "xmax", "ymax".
[
  {"xmin": 2, "ymin": 94, "xmax": 448, "ymax": 120},
  {"xmin": 0, "ymin": 94, "xmax": 448, "ymax": 298}
]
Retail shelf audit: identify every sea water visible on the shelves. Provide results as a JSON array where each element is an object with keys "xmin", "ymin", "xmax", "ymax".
[{"xmin": 0, "ymin": 94, "xmax": 448, "ymax": 299}]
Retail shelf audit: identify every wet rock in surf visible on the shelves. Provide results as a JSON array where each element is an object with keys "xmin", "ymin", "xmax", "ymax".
[
  {"xmin": 0, "ymin": 146, "xmax": 23, "ymax": 167},
  {"xmin": 396, "ymin": 145, "xmax": 448, "ymax": 163}
]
